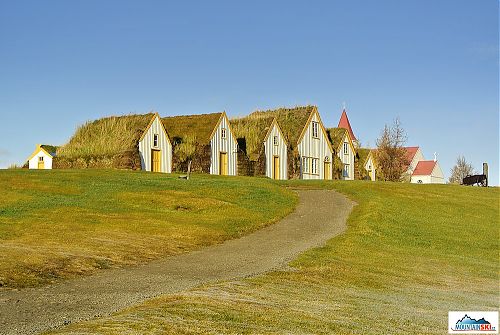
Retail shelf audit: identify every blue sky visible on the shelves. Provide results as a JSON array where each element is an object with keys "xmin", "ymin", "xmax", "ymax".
[{"xmin": 0, "ymin": 0, "xmax": 498, "ymax": 184}]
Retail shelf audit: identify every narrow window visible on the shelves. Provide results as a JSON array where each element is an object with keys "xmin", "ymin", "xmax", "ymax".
[
  {"xmin": 303, "ymin": 157, "xmax": 309, "ymax": 173},
  {"xmin": 343, "ymin": 164, "xmax": 350, "ymax": 177},
  {"xmin": 312, "ymin": 122, "xmax": 319, "ymax": 138},
  {"xmin": 221, "ymin": 128, "xmax": 227, "ymax": 139},
  {"xmin": 343, "ymin": 142, "xmax": 348, "ymax": 155},
  {"xmin": 273, "ymin": 135, "xmax": 278, "ymax": 146},
  {"xmin": 153, "ymin": 134, "xmax": 159, "ymax": 147},
  {"xmin": 39, "ymin": 156, "xmax": 44, "ymax": 162},
  {"xmin": 312, "ymin": 158, "xmax": 319, "ymax": 174}
]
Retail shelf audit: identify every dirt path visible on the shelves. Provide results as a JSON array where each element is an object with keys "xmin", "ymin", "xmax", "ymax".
[{"xmin": 0, "ymin": 190, "xmax": 355, "ymax": 335}]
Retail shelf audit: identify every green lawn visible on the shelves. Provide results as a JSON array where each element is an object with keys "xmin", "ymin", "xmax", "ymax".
[
  {"xmin": 48, "ymin": 181, "xmax": 499, "ymax": 335},
  {"xmin": 0, "ymin": 169, "xmax": 297, "ymax": 289}
]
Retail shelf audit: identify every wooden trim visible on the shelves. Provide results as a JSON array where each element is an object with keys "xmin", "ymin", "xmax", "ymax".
[
  {"xmin": 263, "ymin": 118, "xmax": 288, "ymax": 147},
  {"xmin": 297, "ymin": 108, "xmax": 334, "ymax": 154},
  {"xmin": 336, "ymin": 131, "xmax": 356, "ymax": 156},
  {"xmin": 27, "ymin": 145, "xmax": 53, "ymax": 161},
  {"xmin": 138, "ymin": 113, "xmax": 172, "ymax": 145},
  {"xmin": 209, "ymin": 112, "xmax": 238, "ymax": 144}
]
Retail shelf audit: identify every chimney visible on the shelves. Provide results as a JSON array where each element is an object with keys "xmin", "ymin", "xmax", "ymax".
[{"xmin": 483, "ymin": 163, "xmax": 488, "ymax": 186}]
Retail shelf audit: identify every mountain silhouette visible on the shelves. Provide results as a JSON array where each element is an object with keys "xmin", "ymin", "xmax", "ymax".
[{"xmin": 456, "ymin": 315, "xmax": 491, "ymax": 325}]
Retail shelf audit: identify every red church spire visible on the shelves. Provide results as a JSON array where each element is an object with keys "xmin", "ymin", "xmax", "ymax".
[{"xmin": 337, "ymin": 105, "xmax": 357, "ymax": 141}]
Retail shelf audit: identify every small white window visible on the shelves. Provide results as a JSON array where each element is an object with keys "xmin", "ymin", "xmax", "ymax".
[
  {"xmin": 312, "ymin": 122, "xmax": 319, "ymax": 138},
  {"xmin": 273, "ymin": 136, "xmax": 278, "ymax": 146},
  {"xmin": 39, "ymin": 156, "xmax": 44, "ymax": 162},
  {"xmin": 312, "ymin": 158, "xmax": 319, "ymax": 174},
  {"xmin": 221, "ymin": 128, "xmax": 227, "ymax": 139},
  {"xmin": 343, "ymin": 164, "xmax": 350, "ymax": 177},
  {"xmin": 343, "ymin": 142, "xmax": 348, "ymax": 155},
  {"xmin": 302, "ymin": 157, "xmax": 309, "ymax": 173},
  {"xmin": 153, "ymin": 134, "xmax": 159, "ymax": 147}
]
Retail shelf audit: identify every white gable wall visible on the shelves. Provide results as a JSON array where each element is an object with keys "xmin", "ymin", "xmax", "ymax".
[
  {"xmin": 264, "ymin": 123, "xmax": 288, "ymax": 180},
  {"xmin": 364, "ymin": 154, "xmax": 376, "ymax": 181},
  {"xmin": 410, "ymin": 162, "xmax": 445, "ymax": 184},
  {"xmin": 337, "ymin": 133, "xmax": 355, "ymax": 180},
  {"xmin": 407, "ymin": 148, "xmax": 425, "ymax": 175},
  {"xmin": 430, "ymin": 163, "xmax": 445, "ymax": 183},
  {"xmin": 28, "ymin": 150, "xmax": 53, "ymax": 169},
  {"xmin": 297, "ymin": 112, "xmax": 333, "ymax": 180},
  {"xmin": 138, "ymin": 115, "xmax": 172, "ymax": 173},
  {"xmin": 210, "ymin": 115, "xmax": 238, "ymax": 175}
]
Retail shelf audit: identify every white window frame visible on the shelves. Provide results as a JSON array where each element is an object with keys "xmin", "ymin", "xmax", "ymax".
[
  {"xmin": 343, "ymin": 164, "xmax": 350, "ymax": 177},
  {"xmin": 273, "ymin": 135, "xmax": 278, "ymax": 146},
  {"xmin": 312, "ymin": 158, "xmax": 319, "ymax": 175},
  {"xmin": 221, "ymin": 128, "xmax": 227, "ymax": 139},
  {"xmin": 343, "ymin": 142, "xmax": 348, "ymax": 155},
  {"xmin": 39, "ymin": 156, "xmax": 44, "ymax": 162},
  {"xmin": 302, "ymin": 157, "xmax": 309, "ymax": 173},
  {"xmin": 153, "ymin": 134, "xmax": 159, "ymax": 147},
  {"xmin": 312, "ymin": 122, "xmax": 319, "ymax": 138}
]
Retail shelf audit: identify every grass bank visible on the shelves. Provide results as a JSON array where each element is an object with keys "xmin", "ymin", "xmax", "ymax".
[
  {"xmin": 48, "ymin": 181, "xmax": 499, "ymax": 335},
  {"xmin": 0, "ymin": 170, "xmax": 297, "ymax": 289}
]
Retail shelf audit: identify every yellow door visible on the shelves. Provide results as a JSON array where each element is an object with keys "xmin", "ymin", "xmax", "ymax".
[
  {"xmin": 151, "ymin": 150, "xmax": 161, "ymax": 172},
  {"xmin": 38, "ymin": 161, "xmax": 45, "ymax": 169},
  {"xmin": 273, "ymin": 156, "xmax": 280, "ymax": 180},
  {"xmin": 324, "ymin": 162, "xmax": 331, "ymax": 180},
  {"xmin": 219, "ymin": 152, "xmax": 228, "ymax": 175}
]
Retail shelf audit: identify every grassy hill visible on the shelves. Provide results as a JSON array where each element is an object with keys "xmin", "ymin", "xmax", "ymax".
[
  {"xmin": 48, "ymin": 181, "xmax": 499, "ymax": 335},
  {"xmin": 0, "ymin": 170, "xmax": 296, "ymax": 289}
]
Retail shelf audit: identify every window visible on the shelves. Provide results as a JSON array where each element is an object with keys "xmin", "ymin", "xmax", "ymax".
[
  {"xmin": 312, "ymin": 122, "xmax": 319, "ymax": 138},
  {"xmin": 343, "ymin": 164, "xmax": 350, "ymax": 177},
  {"xmin": 221, "ymin": 128, "xmax": 227, "ymax": 139},
  {"xmin": 273, "ymin": 136, "xmax": 278, "ymax": 146},
  {"xmin": 343, "ymin": 142, "xmax": 348, "ymax": 155},
  {"xmin": 39, "ymin": 156, "xmax": 44, "ymax": 162},
  {"xmin": 312, "ymin": 158, "xmax": 319, "ymax": 174},
  {"xmin": 302, "ymin": 157, "xmax": 309, "ymax": 173},
  {"xmin": 153, "ymin": 134, "xmax": 159, "ymax": 147}
]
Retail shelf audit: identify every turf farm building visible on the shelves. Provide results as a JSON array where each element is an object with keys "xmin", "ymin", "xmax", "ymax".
[
  {"xmin": 138, "ymin": 113, "xmax": 173, "ymax": 173},
  {"xmin": 241, "ymin": 106, "xmax": 333, "ymax": 180},
  {"xmin": 327, "ymin": 128, "xmax": 356, "ymax": 180},
  {"xmin": 232, "ymin": 116, "xmax": 288, "ymax": 180},
  {"xmin": 27, "ymin": 144, "xmax": 57, "ymax": 169},
  {"xmin": 162, "ymin": 112, "xmax": 238, "ymax": 175},
  {"xmin": 353, "ymin": 147, "xmax": 376, "ymax": 181}
]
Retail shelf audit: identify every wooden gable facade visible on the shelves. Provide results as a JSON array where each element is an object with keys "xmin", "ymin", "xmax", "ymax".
[{"xmin": 138, "ymin": 113, "xmax": 172, "ymax": 173}]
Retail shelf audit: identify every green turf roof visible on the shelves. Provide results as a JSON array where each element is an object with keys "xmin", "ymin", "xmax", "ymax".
[
  {"xmin": 40, "ymin": 145, "xmax": 58, "ymax": 156},
  {"xmin": 57, "ymin": 113, "xmax": 154, "ymax": 159},
  {"xmin": 356, "ymin": 147, "xmax": 371, "ymax": 165},
  {"xmin": 326, "ymin": 128, "xmax": 347, "ymax": 151},
  {"xmin": 231, "ymin": 114, "xmax": 276, "ymax": 156},
  {"xmin": 245, "ymin": 106, "xmax": 314, "ymax": 147},
  {"xmin": 162, "ymin": 112, "xmax": 222, "ymax": 144}
]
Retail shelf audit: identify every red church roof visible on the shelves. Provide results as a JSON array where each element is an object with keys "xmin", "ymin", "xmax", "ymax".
[
  {"xmin": 412, "ymin": 160, "xmax": 437, "ymax": 176},
  {"xmin": 337, "ymin": 109, "xmax": 357, "ymax": 141},
  {"xmin": 404, "ymin": 146, "xmax": 419, "ymax": 163}
]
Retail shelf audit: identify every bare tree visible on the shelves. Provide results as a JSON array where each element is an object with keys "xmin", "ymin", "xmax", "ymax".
[
  {"xmin": 449, "ymin": 156, "xmax": 475, "ymax": 184},
  {"xmin": 374, "ymin": 118, "xmax": 409, "ymax": 181}
]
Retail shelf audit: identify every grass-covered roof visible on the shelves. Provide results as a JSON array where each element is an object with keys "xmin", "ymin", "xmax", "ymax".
[
  {"xmin": 57, "ymin": 113, "xmax": 154, "ymax": 159},
  {"xmin": 162, "ymin": 112, "xmax": 222, "ymax": 144},
  {"xmin": 326, "ymin": 128, "xmax": 347, "ymax": 151},
  {"xmin": 231, "ymin": 114, "xmax": 276, "ymax": 157},
  {"xmin": 244, "ymin": 106, "xmax": 314, "ymax": 148},
  {"xmin": 40, "ymin": 145, "xmax": 58, "ymax": 156},
  {"xmin": 356, "ymin": 148, "xmax": 371, "ymax": 165}
]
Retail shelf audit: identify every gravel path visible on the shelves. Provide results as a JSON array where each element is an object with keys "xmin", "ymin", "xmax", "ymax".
[{"xmin": 0, "ymin": 189, "xmax": 355, "ymax": 335}]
